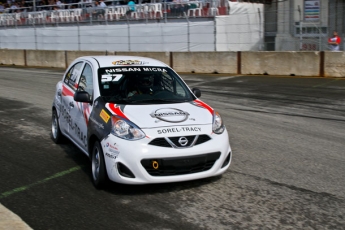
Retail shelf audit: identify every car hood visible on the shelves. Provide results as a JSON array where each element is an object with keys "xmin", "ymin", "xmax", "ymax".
[{"xmin": 105, "ymin": 100, "xmax": 214, "ymax": 128}]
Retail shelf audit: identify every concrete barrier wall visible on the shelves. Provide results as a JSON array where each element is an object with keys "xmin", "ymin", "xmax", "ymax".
[
  {"xmin": 66, "ymin": 51, "xmax": 109, "ymax": 68},
  {"xmin": 115, "ymin": 52, "xmax": 171, "ymax": 67},
  {"xmin": 0, "ymin": 49, "xmax": 25, "ymax": 66},
  {"xmin": 26, "ymin": 50, "xmax": 66, "ymax": 68},
  {"xmin": 2, "ymin": 49, "xmax": 345, "ymax": 78},
  {"xmin": 172, "ymin": 52, "xmax": 238, "ymax": 74},
  {"xmin": 324, "ymin": 51, "xmax": 345, "ymax": 78},
  {"xmin": 241, "ymin": 51, "xmax": 320, "ymax": 77}
]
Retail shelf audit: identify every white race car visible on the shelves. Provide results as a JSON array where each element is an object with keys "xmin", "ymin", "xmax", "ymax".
[{"xmin": 51, "ymin": 56, "xmax": 232, "ymax": 188}]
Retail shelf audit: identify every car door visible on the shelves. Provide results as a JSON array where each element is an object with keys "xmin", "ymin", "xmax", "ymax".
[
  {"xmin": 60, "ymin": 61, "xmax": 84, "ymax": 138},
  {"xmin": 69, "ymin": 62, "xmax": 94, "ymax": 152}
]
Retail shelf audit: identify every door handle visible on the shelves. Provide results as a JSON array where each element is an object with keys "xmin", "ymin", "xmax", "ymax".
[{"xmin": 69, "ymin": 101, "xmax": 74, "ymax": 107}]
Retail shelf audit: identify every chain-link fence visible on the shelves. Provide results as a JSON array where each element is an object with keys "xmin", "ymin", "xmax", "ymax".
[
  {"xmin": 0, "ymin": 0, "xmax": 344, "ymax": 51},
  {"xmin": 0, "ymin": 2, "xmax": 265, "ymax": 51}
]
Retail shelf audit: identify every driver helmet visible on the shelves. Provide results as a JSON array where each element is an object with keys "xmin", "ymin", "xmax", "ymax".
[{"xmin": 137, "ymin": 75, "xmax": 154, "ymax": 93}]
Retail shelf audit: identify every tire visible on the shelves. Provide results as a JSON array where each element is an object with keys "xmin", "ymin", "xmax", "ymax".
[
  {"xmin": 91, "ymin": 140, "xmax": 108, "ymax": 189},
  {"xmin": 51, "ymin": 109, "xmax": 64, "ymax": 144}
]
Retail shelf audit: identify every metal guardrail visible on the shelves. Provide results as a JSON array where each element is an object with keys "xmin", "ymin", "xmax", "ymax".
[{"xmin": 0, "ymin": 1, "xmax": 228, "ymax": 27}]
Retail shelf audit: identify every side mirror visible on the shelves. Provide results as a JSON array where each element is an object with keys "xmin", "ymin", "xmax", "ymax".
[
  {"xmin": 74, "ymin": 91, "xmax": 92, "ymax": 103},
  {"xmin": 192, "ymin": 88, "xmax": 201, "ymax": 98}
]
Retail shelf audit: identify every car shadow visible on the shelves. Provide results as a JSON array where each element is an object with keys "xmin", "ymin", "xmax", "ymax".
[
  {"xmin": 103, "ymin": 175, "xmax": 223, "ymax": 196},
  {"xmin": 58, "ymin": 138, "xmax": 223, "ymax": 195}
]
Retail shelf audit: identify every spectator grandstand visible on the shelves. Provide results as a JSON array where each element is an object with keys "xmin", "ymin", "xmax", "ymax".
[{"xmin": 0, "ymin": 0, "xmax": 230, "ymax": 26}]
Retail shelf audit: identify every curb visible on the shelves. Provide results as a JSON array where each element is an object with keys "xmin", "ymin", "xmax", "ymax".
[{"xmin": 0, "ymin": 203, "xmax": 32, "ymax": 230}]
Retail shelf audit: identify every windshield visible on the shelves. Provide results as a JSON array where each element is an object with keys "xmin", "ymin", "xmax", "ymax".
[{"xmin": 98, "ymin": 66, "xmax": 195, "ymax": 104}]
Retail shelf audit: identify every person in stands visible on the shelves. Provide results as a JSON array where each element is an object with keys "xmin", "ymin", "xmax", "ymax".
[
  {"xmin": 99, "ymin": 0, "xmax": 107, "ymax": 7},
  {"xmin": 92, "ymin": 1, "xmax": 104, "ymax": 19},
  {"xmin": 126, "ymin": 0, "xmax": 135, "ymax": 16},
  {"xmin": 0, "ymin": 2, "xmax": 4, "ymax": 13},
  {"xmin": 328, "ymin": 30, "xmax": 341, "ymax": 51}
]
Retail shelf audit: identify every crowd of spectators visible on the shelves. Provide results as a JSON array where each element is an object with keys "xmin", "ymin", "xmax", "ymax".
[
  {"xmin": 0, "ymin": 0, "xmax": 226, "ymax": 22},
  {"xmin": 0, "ymin": 0, "xmax": 195, "ymax": 13},
  {"xmin": 0, "ymin": 0, "xmax": 125, "ymax": 13}
]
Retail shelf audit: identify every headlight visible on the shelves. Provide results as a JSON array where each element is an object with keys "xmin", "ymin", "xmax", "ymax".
[
  {"xmin": 111, "ymin": 116, "xmax": 145, "ymax": 140},
  {"xmin": 212, "ymin": 111, "xmax": 225, "ymax": 134}
]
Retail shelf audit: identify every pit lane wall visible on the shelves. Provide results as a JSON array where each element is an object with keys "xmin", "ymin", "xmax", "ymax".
[{"xmin": 1, "ymin": 49, "xmax": 345, "ymax": 78}]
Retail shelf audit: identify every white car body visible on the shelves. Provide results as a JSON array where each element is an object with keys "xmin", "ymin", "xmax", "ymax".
[{"xmin": 51, "ymin": 56, "xmax": 232, "ymax": 186}]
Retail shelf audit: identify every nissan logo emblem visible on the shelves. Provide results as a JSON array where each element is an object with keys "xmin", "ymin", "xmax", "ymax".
[
  {"xmin": 178, "ymin": 137, "xmax": 188, "ymax": 146},
  {"xmin": 150, "ymin": 108, "xmax": 189, "ymax": 123}
]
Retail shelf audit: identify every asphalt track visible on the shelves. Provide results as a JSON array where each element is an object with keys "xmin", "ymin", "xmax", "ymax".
[{"xmin": 0, "ymin": 66, "xmax": 344, "ymax": 230}]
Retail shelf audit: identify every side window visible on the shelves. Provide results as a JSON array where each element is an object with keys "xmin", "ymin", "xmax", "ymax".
[
  {"xmin": 160, "ymin": 73, "xmax": 174, "ymax": 93},
  {"xmin": 64, "ymin": 62, "xmax": 83, "ymax": 91},
  {"xmin": 175, "ymin": 82, "xmax": 186, "ymax": 97},
  {"xmin": 78, "ymin": 63, "xmax": 94, "ymax": 98},
  {"xmin": 160, "ymin": 72, "xmax": 186, "ymax": 97}
]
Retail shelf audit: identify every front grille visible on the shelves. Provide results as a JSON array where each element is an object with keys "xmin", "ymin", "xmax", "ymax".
[
  {"xmin": 141, "ymin": 152, "xmax": 221, "ymax": 176},
  {"xmin": 148, "ymin": 134, "xmax": 211, "ymax": 148},
  {"xmin": 195, "ymin": 135, "xmax": 211, "ymax": 145},
  {"xmin": 149, "ymin": 138, "xmax": 171, "ymax": 147}
]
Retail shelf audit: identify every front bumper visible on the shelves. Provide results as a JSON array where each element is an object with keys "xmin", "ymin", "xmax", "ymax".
[{"xmin": 100, "ymin": 127, "xmax": 232, "ymax": 184}]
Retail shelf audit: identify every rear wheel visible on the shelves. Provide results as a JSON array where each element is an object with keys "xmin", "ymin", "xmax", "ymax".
[
  {"xmin": 51, "ymin": 110, "xmax": 64, "ymax": 144},
  {"xmin": 91, "ymin": 140, "xmax": 108, "ymax": 188}
]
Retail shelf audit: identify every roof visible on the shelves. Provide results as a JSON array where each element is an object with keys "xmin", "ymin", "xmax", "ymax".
[{"xmin": 77, "ymin": 56, "xmax": 169, "ymax": 68}]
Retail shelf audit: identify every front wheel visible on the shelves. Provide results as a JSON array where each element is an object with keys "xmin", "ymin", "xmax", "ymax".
[
  {"xmin": 51, "ymin": 110, "xmax": 64, "ymax": 144},
  {"xmin": 91, "ymin": 140, "xmax": 108, "ymax": 188}
]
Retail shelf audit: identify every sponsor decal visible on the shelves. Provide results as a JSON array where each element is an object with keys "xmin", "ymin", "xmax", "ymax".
[
  {"xmin": 142, "ymin": 67, "xmax": 167, "ymax": 72},
  {"xmin": 105, "ymin": 68, "xmax": 141, "ymax": 73},
  {"xmin": 150, "ymin": 108, "xmax": 189, "ymax": 123},
  {"xmin": 112, "ymin": 60, "xmax": 149, "ymax": 65},
  {"xmin": 90, "ymin": 117, "xmax": 104, "ymax": 129},
  {"xmin": 105, "ymin": 152, "xmax": 118, "ymax": 159},
  {"xmin": 105, "ymin": 143, "xmax": 119, "ymax": 157},
  {"xmin": 104, "ymin": 67, "xmax": 167, "ymax": 73},
  {"xmin": 109, "ymin": 148, "xmax": 119, "ymax": 154},
  {"xmin": 100, "ymin": 109, "xmax": 110, "ymax": 123},
  {"xmin": 106, "ymin": 142, "xmax": 118, "ymax": 150},
  {"xmin": 61, "ymin": 104, "xmax": 87, "ymax": 147},
  {"xmin": 157, "ymin": 127, "xmax": 201, "ymax": 134}
]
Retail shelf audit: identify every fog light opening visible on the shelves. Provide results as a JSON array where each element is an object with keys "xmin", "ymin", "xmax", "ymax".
[
  {"xmin": 152, "ymin": 160, "xmax": 159, "ymax": 170},
  {"xmin": 117, "ymin": 162, "xmax": 135, "ymax": 178},
  {"xmin": 221, "ymin": 152, "xmax": 231, "ymax": 168}
]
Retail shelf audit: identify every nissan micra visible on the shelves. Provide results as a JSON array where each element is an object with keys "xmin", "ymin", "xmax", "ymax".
[{"xmin": 51, "ymin": 56, "xmax": 232, "ymax": 188}]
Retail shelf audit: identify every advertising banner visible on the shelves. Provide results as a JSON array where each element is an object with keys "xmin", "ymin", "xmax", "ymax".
[{"xmin": 304, "ymin": 0, "xmax": 320, "ymax": 21}]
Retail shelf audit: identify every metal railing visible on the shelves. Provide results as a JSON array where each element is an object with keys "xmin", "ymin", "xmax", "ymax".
[{"xmin": 0, "ymin": 1, "xmax": 229, "ymax": 27}]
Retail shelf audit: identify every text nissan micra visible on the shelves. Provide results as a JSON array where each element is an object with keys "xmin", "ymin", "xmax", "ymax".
[{"xmin": 51, "ymin": 56, "xmax": 232, "ymax": 188}]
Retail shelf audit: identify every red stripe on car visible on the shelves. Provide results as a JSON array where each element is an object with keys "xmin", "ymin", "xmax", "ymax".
[
  {"xmin": 62, "ymin": 85, "xmax": 74, "ymax": 97},
  {"xmin": 194, "ymin": 99, "xmax": 214, "ymax": 114},
  {"xmin": 108, "ymin": 104, "xmax": 128, "ymax": 120}
]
